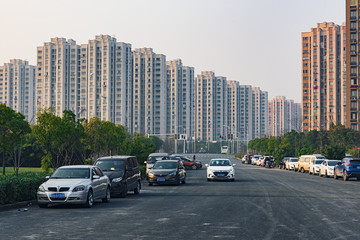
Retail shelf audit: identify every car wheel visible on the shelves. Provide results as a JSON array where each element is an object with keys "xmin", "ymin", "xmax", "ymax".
[
  {"xmin": 182, "ymin": 177, "xmax": 186, "ymax": 184},
  {"xmin": 343, "ymin": 171, "xmax": 348, "ymax": 181},
  {"xmin": 357, "ymin": 177, "xmax": 360, "ymax": 181},
  {"xmin": 102, "ymin": 187, "xmax": 111, "ymax": 203},
  {"xmin": 84, "ymin": 189, "xmax": 94, "ymax": 208},
  {"xmin": 134, "ymin": 181, "xmax": 141, "ymax": 194},
  {"xmin": 120, "ymin": 184, "xmax": 127, "ymax": 198},
  {"xmin": 38, "ymin": 203, "xmax": 47, "ymax": 208},
  {"xmin": 191, "ymin": 164, "xmax": 197, "ymax": 170},
  {"xmin": 230, "ymin": 179, "xmax": 235, "ymax": 182},
  {"xmin": 207, "ymin": 178, "xmax": 210, "ymax": 182}
]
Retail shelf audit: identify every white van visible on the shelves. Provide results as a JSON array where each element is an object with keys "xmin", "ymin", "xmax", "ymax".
[{"xmin": 298, "ymin": 154, "xmax": 326, "ymax": 173}]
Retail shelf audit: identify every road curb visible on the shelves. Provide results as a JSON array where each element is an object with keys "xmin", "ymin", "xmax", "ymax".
[{"xmin": 0, "ymin": 199, "xmax": 38, "ymax": 212}]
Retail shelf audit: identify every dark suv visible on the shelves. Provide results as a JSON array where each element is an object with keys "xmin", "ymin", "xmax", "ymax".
[{"xmin": 94, "ymin": 156, "xmax": 141, "ymax": 198}]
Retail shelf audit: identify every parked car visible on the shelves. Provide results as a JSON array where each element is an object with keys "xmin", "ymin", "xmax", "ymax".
[
  {"xmin": 298, "ymin": 154, "xmax": 326, "ymax": 173},
  {"xmin": 148, "ymin": 160, "xmax": 186, "ymax": 185},
  {"xmin": 309, "ymin": 159, "xmax": 324, "ymax": 175},
  {"xmin": 319, "ymin": 160, "xmax": 341, "ymax": 177},
  {"xmin": 144, "ymin": 153, "xmax": 170, "ymax": 176},
  {"xmin": 206, "ymin": 159, "xmax": 235, "ymax": 181},
  {"xmin": 334, "ymin": 158, "xmax": 360, "ymax": 181},
  {"xmin": 171, "ymin": 154, "xmax": 202, "ymax": 170},
  {"xmin": 257, "ymin": 157, "xmax": 264, "ymax": 166},
  {"xmin": 37, "ymin": 165, "xmax": 111, "ymax": 208},
  {"xmin": 243, "ymin": 155, "xmax": 252, "ymax": 164},
  {"xmin": 94, "ymin": 156, "xmax": 141, "ymax": 198},
  {"xmin": 285, "ymin": 158, "xmax": 299, "ymax": 171},
  {"xmin": 279, "ymin": 157, "xmax": 290, "ymax": 169},
  {"xmin": 251, "ymin": 155, "xmax": 262, "ymax": 165}
]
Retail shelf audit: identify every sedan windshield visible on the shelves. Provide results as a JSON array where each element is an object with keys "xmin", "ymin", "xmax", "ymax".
[
  {"xmin": 51, "ymin": 168, "xmax": 90, "ymax": 179},
  {"xmin": 328, "ymin": 161, "xmax": 339, "ymax": 166},
  {"xmin": 290, "ymin": 158, "xmax": 298, "ymax": 162},
  {"xmin": 153, "ymin": 162, "xmax": 178, "ymax": 169},
  {"xmin": 95, "ymin": 160, "xmax": 125, "ymax": 171},
  {"xmin": 210, "ymin": 160, "xmax": 231, "ymax": 166},
  {"xmin": 315, "ymin": 160, "xmax": 324, "ymax": 164}
]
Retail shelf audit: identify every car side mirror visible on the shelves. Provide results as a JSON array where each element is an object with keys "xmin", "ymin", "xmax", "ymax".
[
  {"xmin": 92, "ymin": 175, "xmax": 100, "ymax": 180},
  {"xmin": 45, "ymin": 176, "xmax": 50, "ymax": 179},
  {"xmin": 205, "ymin": 164, "xmax": 209, "ymax": 167}
]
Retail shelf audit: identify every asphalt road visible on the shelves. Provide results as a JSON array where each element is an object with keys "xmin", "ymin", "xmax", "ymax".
[{"xmin": 1, "ymin": 153, "xmax": 360, "ymax": 240}]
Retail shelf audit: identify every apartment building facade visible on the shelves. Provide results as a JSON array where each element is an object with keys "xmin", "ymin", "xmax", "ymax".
[
  {"xmin": 252, "ymin": 87, "xmax": 268, "ymax": 138},
  {"xmin": 166, "ymin": 59, "xmax": 194, "ymax": 139},
  {"xmin": 268, "ymin": 96, "xmax": 302, "ymax": 137},
  {"xmin": 132, "ymin": 48, "xmax": 167, "ymax": 136},
  {"xmin": 302, "ymin": 22, "xmax": 346, "ymax": 132},
  {"xmin": 346, "ymin": 0, "xmax": 360, "ymax": 130},
  {"xmin": 0, "ymin": 59, "xmax": 36, "ymax": 123}
]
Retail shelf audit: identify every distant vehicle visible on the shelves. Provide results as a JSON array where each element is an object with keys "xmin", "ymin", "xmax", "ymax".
[
  {"xmin": 251, "ymin": 155, "xmax": 262, "ymax": 165},
  {"xmin": 279, "ymin": 157, "xmax": 290, "ymax": 169},
  {"xmin": 319, "ymin": 160, "xmax": 341, "ymax": 177},
  {"xmin": 170, "ymin": 154, "xmax": 202, "ymax": 170},
  {"xmin": 144, "ymin": 153, "xmax": 170, "ymax": 177},
  {"xmin": 206, "ymin": 159, "xmax": 235, "ymax": 181},
  {"xmin": 285, "ymin": 158, "xmax": 299, "ymax": 171},
  {"xmin": 309, "ymin": 159, "xmax": 324, "ymax": 175},
  {"xmin": 37, "ymin": 165, "xmax": 110, "ymax": 208},
  {"xmin": 334, "ymin": 158, "xmax": 360, "ymax": 181},
  {"xmin": 148, "ymin": 160, "xmax": 186, "ymax": 185},
  {"xmin": 221, "ymin": 146, "xmax": 229, "ymax": 154}
]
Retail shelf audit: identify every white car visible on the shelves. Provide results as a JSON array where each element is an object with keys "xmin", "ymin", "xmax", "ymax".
[
  {"xmin": 319, "ymin": 160, "xmax": 341, "ymax": 177},
  {"xmin": 286, "ymin": 158, "xmax": 299, "ymax": 171},
  {"xmin": 309, "ymin": 159, "xmax": 324, "ymax": 175},
  {"xmin": 251, "ymin": 155, "xmax": 262, "ymax": 165},
  {"xmin": 206, "ymin": 159, "xmax": 235, "ymax": 181}
]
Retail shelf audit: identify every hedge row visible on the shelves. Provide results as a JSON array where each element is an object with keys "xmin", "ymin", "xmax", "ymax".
[{"xmin": 0, "ymin": 172, "xmax": 48, "ymax": 205}]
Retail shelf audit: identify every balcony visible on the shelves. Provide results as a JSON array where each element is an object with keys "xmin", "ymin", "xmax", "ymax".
[
  {"xmin": 351, "ymin": 85, "xmax": 359, "ymax": 88},
  {"xmin": 351, "ymin": 39, "xmax": 357, "ymax": 43},
  {"xmin": 350, "ymin": 119, "xmax": 358, "ymax": 123}
]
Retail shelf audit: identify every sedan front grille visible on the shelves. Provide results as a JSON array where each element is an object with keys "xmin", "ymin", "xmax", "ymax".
[
  {"xmin": 59, "ymin": 187, "xmax": 70, "ymax": 192},
  {"xmin": 154, "ymin": 174, "xmax": 168, "ymax": 177},
  {"xmin": 47, "ymin": 187, "xmax": 70, "ymax": 192},
  {"xmin": 48, "ymin": 187, "xmax": 57, "ymax": 192}
]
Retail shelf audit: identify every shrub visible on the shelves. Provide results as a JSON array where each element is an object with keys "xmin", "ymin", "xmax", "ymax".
[
  {"xmin": 234, "ymin": 153, "xmax": 242, "ymax": 159},
  {"xmin": 0, "ymin": 172, "xmax": 48, "ymax": 205}
]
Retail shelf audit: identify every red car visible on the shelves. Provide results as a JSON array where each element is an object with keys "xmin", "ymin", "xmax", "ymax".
[{"xmin": 171, "ymin": 155, "xmax": 202, "ymax": 170}]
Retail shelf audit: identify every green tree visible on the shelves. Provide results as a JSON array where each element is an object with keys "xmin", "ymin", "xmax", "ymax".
[
  {"xmin": 126, "ymin": 136, "xmax": 156, "ymax": 165},
  {"xmin": 324, "ymin": 145, "xmax": 346, "ymax": 160},
  {"xmin": 0, "ymin": 104, "xmax": 31, "ymax": 175}
]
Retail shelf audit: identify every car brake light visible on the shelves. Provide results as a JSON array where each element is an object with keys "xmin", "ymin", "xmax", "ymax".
[{"xmin": 347, "ymin": 164, "xmax": 355, "ymax": 167}]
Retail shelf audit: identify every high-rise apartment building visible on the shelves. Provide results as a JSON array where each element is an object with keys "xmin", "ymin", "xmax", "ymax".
[
  {"xmin": 302, "ymin": 22, "xmax": 346, "ymax": 132},
  {"xmin": 0, "ymin": 59, "xmax": 36, "ymax": 123},
  {"xmin": 132, "ymin": 48, "xmax": 167, "ymax": 136},
  {"xmin": 36, "ymin": 36, "xmax": 133, "ymax": 128},
  {"xmin": 194, "ymin": 71, "xmax": 227, "ymax": 142},
  {"xmin": 166, "ymin": 59, "xmax": 194, "ymax": 139},
  {"xmin": 346, "ymin": 0, "xmax": 360, "ymax": 130},
  {"xmin": 268, "ymin": 96, "xmax": 302, "ymax": 137},
  {"xmin": 252, "ymin": 87, "xmax": 268, "ymax": 138},
  {"xmin": 227, "ymin": 81, "xmax": 253, "ymax": 149}
]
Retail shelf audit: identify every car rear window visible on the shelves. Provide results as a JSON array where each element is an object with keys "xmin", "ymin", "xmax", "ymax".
[
  {"xmin": 350, "ymin": 160, "xmax": 360, "ymax": 164},
  {"xmin": 315, "ymin": 160, "xmax": 323, "ymax": 164}
]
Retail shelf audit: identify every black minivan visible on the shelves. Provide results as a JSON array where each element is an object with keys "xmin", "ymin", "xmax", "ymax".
[{"xmin": 94, "ymin": 156, "xmax": 141, "ymax": 198}]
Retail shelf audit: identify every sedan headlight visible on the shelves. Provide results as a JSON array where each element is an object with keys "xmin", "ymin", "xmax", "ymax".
[
  {"xmin": 112, "ymin": 177, "xmax": 123, "ymax": 183},
  {"xmin": 38, "ymin": 185, "xmax": 46, "ymax": 192},
  {"xmin": 229, "ymin": 168, "xmax": 234, "ymax": 173},
  {"xmin": 148, "ymin": 173, "xmax": 154, "ymax": 178},
  {"xmin": 168, "ymin": 171, "xmax": 177, "ymax": 177},
  {"xmin": 72, "ymin": 185, "xmax": 86, "ymax": 192}
]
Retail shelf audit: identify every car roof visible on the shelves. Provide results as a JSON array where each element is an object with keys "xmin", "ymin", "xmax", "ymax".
[
  {"xmin": 58, "ymin": 165, "xmax": 93, "ymax": 169},
  {"xmin": 149, "ymin": 153, "xmax": 169, "ymax": 157},
  {"xmin": 210, "ymin": 158, "xmax": 230, "ymax": 161},
  {"xmin": 97, "ymin": 155, "xmax": 135, "ymax": 160},
  {"xmin": 154, "ymin": 160, "xmax": 179, "ymax": 163}
]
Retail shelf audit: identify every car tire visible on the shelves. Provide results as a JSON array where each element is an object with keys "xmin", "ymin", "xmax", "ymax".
[
  {"xmin": 343, "ymin": 171, "xmax": 348, "ymax": 181},
  {"xmin": 207, "ymin": 178, "xmax": 210, "ymax": 182},
  {"xmin": 357, "ymin": 177, "xmax": 360, "ymax": 181},
  {"xmin": 38, "ymin": 203, "xmax": 47, "ymax": 208},
  {"xmin": 191, "ymin": 165, "xmax": 197, "ymax": 170},
  {"xmin": 230, "ymin": 179, "xmax": 235, "ymax": 182},
  {"xmin": 84, "ymin": 189, "xmax": 94, "ymax": 208},
  {"xmin": 134, "ymin": 181, "xmax": 141, "ymax": 194},
  {"xmin": 120, "ymin": 184, "xmax": 127, "ymax": 198},
  {"xmin": 102, "ymin": 187, "xmax": 111, "ymax": 203}
]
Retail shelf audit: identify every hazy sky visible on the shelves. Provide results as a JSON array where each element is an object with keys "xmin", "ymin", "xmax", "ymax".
[{"xmin": 0, "ymin": 0, "xmax": 345, "ymax": 102}]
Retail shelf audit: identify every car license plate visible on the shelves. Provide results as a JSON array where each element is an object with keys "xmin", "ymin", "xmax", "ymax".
[
  {"xmin": 157, "ymin": 178, "xmax": 165, "ymax": 182},
  {"xmin": 51, "ymin": 193, "xmax": 65, "ymax": 199},
  {"xmin": 218, "ymin": 174, "xmax": 225, "ymax": 177}
]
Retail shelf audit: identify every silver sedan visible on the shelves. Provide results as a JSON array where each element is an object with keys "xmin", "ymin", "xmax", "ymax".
[{"xmin": 37, "ymin": 165, "xmax": 111, "ymax": 208}]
